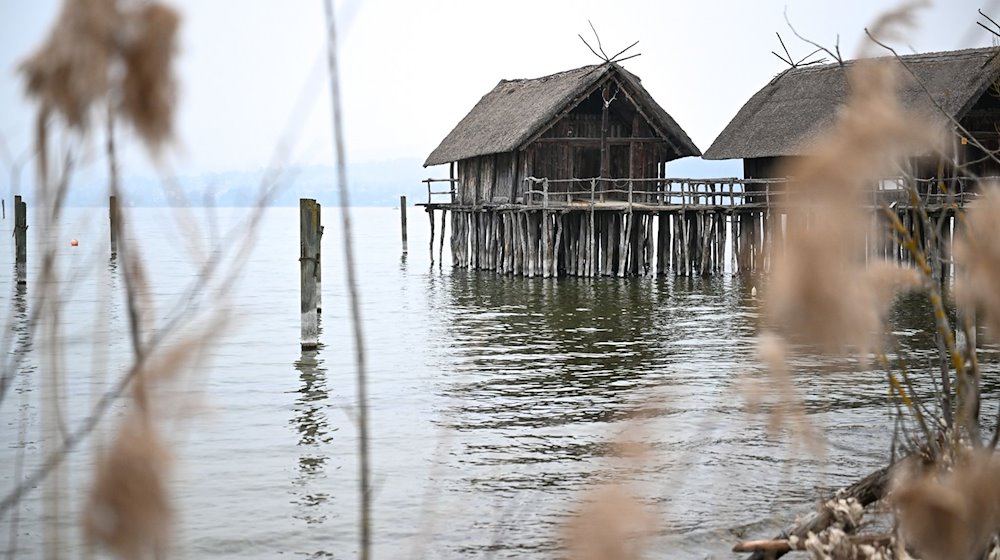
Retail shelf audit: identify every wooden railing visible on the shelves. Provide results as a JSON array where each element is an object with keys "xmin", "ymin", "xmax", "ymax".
[
  {"xmin": 423, "ymin": 178, "xmax": 458, "ymax": 204},
  {"xmin": 420, "ymin": 175, "xmax": 988, "ymax": 209},
  {"xmin": 519, "ymin": 176, "xmax": 982, "ymax": 210}
]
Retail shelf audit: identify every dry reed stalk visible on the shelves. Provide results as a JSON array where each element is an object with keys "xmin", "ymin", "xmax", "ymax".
[
  {"xmin": 4, "ymin": 5, "xmax": 317, "ymax": 560},
  {"xmin": 764, "ymin": 51, "xmax": 936, "ymax": 357},
  {"xmin": 10, "ymin": 2, "xmax": 187, "ymax": 558},
  {"xmin": 322, "ymin": 1, "xmax": 372, "ymax": 558},
  {"xmin": 749, "ymin": 6, "xmax": 944, "ymax": 456}
]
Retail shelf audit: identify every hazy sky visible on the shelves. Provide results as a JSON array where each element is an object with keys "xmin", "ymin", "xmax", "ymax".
[{"xmin": 0, "ymin": 0, "xmax": 994, "ymax": 179}]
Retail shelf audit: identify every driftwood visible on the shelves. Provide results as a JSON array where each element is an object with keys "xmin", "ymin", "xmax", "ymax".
[
  {"xmin": 735, "ymin": 533, "xmax": 893, "ymax": 554},
  {"xmin": 746, "ymin": 464, "xmax": 892, "ymax": 560}
]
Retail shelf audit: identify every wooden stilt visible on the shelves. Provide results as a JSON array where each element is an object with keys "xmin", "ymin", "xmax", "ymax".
[
  {"xmin": 14, "ymin": 195, "xmax": 27, "ymax": 285},
  {"xmin": 618, "ymin": 213, "xmax": 632, "ymax": 278},
  {"xmin": 602, "ymin": 213, "xmax": 613, "ymax": 276},
  {"xmin": 642, "ymin": 214, "xmax": 654, "ymax": 276},
  {"xmin": 554, "ymin": 213, "xmax": 563, "ymax": 277},
  {"xmin": 526, "ymin": 212, "xmax": 536, "ymax": 278},
  {"xmin": 316, "ymin": 203, "xmax": 323, "ymax": 313},
  {"xmin": 109, "ymin": 195, "xmax": 119, "ymax": 256},
  {"xmin": 428, "ymin": 207, "xmax": 435, "ymax": 265},
  {"xmin": 300, "ymin": 198, "xmax": 320, "ymax": 350},
  {"xmin": 400, "ymin": 195, "xmax": 408, "ymax": 255},
  {"xmin": 587, "ymin": 206, "xmax": 598, "ymax": 278},
  {"xmin": 438, "ymin": 208, "xmax": 447, "ymax": 266}
]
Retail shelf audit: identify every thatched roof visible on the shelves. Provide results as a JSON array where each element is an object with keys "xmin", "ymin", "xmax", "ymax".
[
  {"xmin": 424, "ymin": 63, "xmax": 700, "ymax": 167},
  {"xmin": 704, "ymin": 46, "xmax": 1000, "ymax": 161}
]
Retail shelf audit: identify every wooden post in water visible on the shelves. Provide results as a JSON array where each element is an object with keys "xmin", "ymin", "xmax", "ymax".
[
  {"xmin": 1, "ymin": 199, "xmax": 5, "ymax": 219},
  {"xmin": 300, "ymin": 198, "xmax": 320, "ymax": 350},
  {"xmin": 14, "ymin": 195, "xmax": 26, "ymax": 284},
  {"xmin": 315, "ymin": 203, "xmax": 323, "ymax": 313},
  {"xmin": 399, "ymin": 195, "xmax": 408, "ymax": 255},
  {"xmin": 428, "ymin": 207, "xmax": 435, "ymax": 264},
  {"xmin": 109, "ymin": 195, "xmax": 119, "ymax": 256},
  {"xmin": 438, "ymin": 208, "xmax": 447, "ymax": 265}
]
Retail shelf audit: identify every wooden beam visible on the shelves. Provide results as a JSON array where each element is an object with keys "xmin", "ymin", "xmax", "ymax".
[
  {"xmin": 518, "ymin": 73, "xmax": 612, "ymax": 149},
  {"xmin": 600, "ymin": 83, "xmax": 610, "ymax": 181},
  {"xmin": 533, "ymin": 137, "xmax": 665, "ymax": 145}
]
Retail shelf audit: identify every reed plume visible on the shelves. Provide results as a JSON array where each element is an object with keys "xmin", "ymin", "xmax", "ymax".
[
  {"xmin": 764, "ymin": 53, "xmax": 937, "ymax": 357},
  {"xmin": 564, "ymin": 484, "xmax": 655, "ymax": 560},
  {"xmin": 953, "ymin": 185, "xmax": 1000, "ymax": 342},
  {"xmin": 19, "ymin": 0, "xmax": 179, "ymax": 151},
  {"xmin": 891, "ymin": 451, "xmax": 1000, "ymax": 560}
]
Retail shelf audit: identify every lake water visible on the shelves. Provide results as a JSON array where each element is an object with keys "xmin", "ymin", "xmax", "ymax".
[{"xmin": 0, "ymin": 206, "xmax": 994, "ymax": 559}]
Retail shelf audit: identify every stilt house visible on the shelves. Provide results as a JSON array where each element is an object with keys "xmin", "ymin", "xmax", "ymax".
[
  {"xmin": 703, "ymin": 47, "xmax": 1000, "ymax": 183},
  {"xmin": 424, "ymin": 62, "xmax": 700, "ymax": 206}
]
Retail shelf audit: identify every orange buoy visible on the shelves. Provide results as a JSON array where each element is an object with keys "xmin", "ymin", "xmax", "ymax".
[{"xmin": 70, "ymin": 239, "xmax": 79, "ymax": 247}]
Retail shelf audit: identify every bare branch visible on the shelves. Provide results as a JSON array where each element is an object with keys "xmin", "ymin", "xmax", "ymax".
[
  {"xmin": 784, "ymin": 7, "xmax": 844, "ymax": 66},
  {"xmin": 980, "ymin": 8, "xmax": 1000, "ymax": 35},
  {"xmin": 607, "ymin": 40, "xmax": 640, "ymax": 63},
  {"xmin": 772, "ymin": 51, "xmax": 793, "ymax": 67},
  {"xmin": 611, "ymin": 52, "xmax": 642, "ymax": 65},
  {"xmin": 977, "ymin": 21, "xmax": 1000, "ymax": 40},
  {"xmin": 776, "ymin": 32, "xmax": 794, "ymax": 66},
  {"xmin": 578, "ymin": 34, "xmax": 605, "ymax": 63},
  {"xmin": 794, "ymin": 47, "xmax": 825, "ymax": 66},
  {"xmin": 588, "ymin": 20, "xmax": 610, "ymax": 61}
]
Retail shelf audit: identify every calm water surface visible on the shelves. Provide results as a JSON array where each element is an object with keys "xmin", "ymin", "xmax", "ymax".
[{"xmin": 1, "ymin": 206, "xmax": 996, "ymax": 559}]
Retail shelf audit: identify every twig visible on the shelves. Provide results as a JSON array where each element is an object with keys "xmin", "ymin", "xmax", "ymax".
[
  {"xmin": 588, "ymin": 20, "xmax": 609, "ymax": 61},
  {"xmin": 772, "ymin": 51, "xmax": 793, "ymax": 66},
  {"xmin": 606, "ymin": 40, "xmax": 640, "ymax": 63},
  {"xmin": 784, "ymin": 7, "xmax": 844, "ymax": 66},
  {"xmin": 578, "ymin": 34, "xmax": 605, "ymax": 63},
  {"xmin": 776, "ymin": 32, "xmax": 794, "ymax": 66},
  {"xmin": 795, "ymin": 47, "xmax": 825, "ymax": 66},
  {"xmin": 611, "ymin": 52, "xmax": 642, "ymax": 65},
  {"xmin": 322, "ymin": 1, "xmax": 371, "ymax": 559},
  {"xmin": 977, "ymin": 21, "xmax": 1000, "ymax": 40},
  {"xmin": 980, "ymin": 9, "xmax": 1000, "ymax": 35}
]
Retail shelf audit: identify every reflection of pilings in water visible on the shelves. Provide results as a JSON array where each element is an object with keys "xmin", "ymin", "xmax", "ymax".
[
  {"xmin": 434, "ymin": 272, "xmax": 702, "ymax": 474},
  {"xmin": 290, "ymin": 339, "xmax": 334, "ymax": 525},
  {"xmin": 1, "ymin": 277, "xmax": 33, "ymax": 399},
  {"xmin": 90, "ymin": 253, "xmax": 121, "ymax": 452},
  {"xmin": 6, "ymin": 282, "xmax": 32, "ymax": 558}
]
